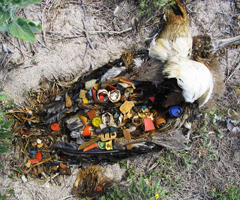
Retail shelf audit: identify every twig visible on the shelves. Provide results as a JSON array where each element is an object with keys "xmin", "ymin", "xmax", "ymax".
[
  {"xmin": 41, "ymin": 0, "xmax": 50, "ymax": 46},
  {"xmin": 42, "ymin": 172, "xmax": 60, "ymax": 187},
  {"xmin": 75, "ymin": 26, "xmax": 132, "ymax": 35},
  {"xmin": 82, "ymin": 43, "xmax": 89, "ymax": 61},
  {"xmin": 225, "ymin": 61, "xmax": 240, "ymax": 84},
  {"xmin": 59, "ymin": 195, "xmax": 77, "ymax": 200},
  {"xmin": 37, "ymin": 39, "xmax": 50, "ymax": 50},
  {"xmin": 81, "ymin": 0, "xmax": 86, "ymax": 19},
  {"xmin": 81, "ymin": 20, "xmax": 94, "ymax": 50}
]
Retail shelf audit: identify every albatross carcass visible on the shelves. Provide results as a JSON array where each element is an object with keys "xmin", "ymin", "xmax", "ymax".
[{"xmin": 149, "ymin": 0, "xmax": 213, "ymax": 107}]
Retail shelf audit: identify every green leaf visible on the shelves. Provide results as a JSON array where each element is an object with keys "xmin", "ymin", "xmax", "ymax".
[
  {"xmin": 9, "ymin": 18, "xmax": 35, "ymax": 42},
  {"xmin": 15, "ymin": 0, "xmax": 42, "ymax": 8},
  {"xmin": 0, "ymin": 94, "xmax": 8, "ymax": 101},
  {"xmin": 21, "ymin": 18, "xmax": 42, "ymax": 32},
  {"xmin": 2, "ymin": 119, "xmax": 14, "ymax": 128},
  {"xmin": 0, "ymin": 8, "xmax": 10, "ymax": 27},
  {"xmin": 0, "ymin": 22, "xmax": 9, "ymax": 33}
]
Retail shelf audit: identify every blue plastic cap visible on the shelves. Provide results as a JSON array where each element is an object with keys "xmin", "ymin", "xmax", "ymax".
[{"xmin": 169, "ymin": 106, "xmax": 183, "ymax": 117}]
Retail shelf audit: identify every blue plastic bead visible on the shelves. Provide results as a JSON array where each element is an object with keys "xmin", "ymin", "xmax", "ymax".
[{"xmin": 30, "ymin": 150, "xmax": 35, "ymax": 154}]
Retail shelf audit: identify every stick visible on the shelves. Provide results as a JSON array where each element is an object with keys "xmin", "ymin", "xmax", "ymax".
[
  {"xmin": 81, "ymin": 19, "xmax": 94, "ymax": 50},
  {"xmin": 225, "ymin": 59, "xmax": 240, "ymax": 84},
  {"xmin": 75, "ymin": 26, "xmax": 132, "ymax": 35},
  {"xmin": 42, "ymin": 172, "xmax": 60, "ymax": 187}
]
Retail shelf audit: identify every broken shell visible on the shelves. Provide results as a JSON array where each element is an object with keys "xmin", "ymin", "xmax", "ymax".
[
  {"xmin": 97, "ymin": 89, "xmax": 108, "ymax": 101},
  {"xmin": 155, "ymin": 118, "xmax": 166, "ymax": 128},
  {"xmin": 102, "ymin": 112, "xmax": 114, "ymax": 126},
  {"xmin": 108, "ymin": 90, "xmax": 121, "ymax": 103},
  {"xmin": 65, "ymin": 96, "xmax": 72, "ymax": 107}
]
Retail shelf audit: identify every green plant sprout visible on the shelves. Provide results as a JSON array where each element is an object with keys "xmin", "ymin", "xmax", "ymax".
[
  {"xmin": 0, "ymin": 94, "xmax": 14, "ymax": 155},
  {"xmin": 0, "ymin": 0, "xmax": 42, "ymax": 42}
]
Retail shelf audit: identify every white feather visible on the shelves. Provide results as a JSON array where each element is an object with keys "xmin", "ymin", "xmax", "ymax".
[
  {"xmin": 163, "ymin": 57, "xmax": 213, "ymax": 107},
  {"xmin": 100, "ymin": 67, "xmax": 126, "ymax": 82}
]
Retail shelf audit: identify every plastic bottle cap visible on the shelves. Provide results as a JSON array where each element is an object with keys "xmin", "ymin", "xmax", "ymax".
[
  {"xmin": 51, "ymin": 123, "xmax": 59, "ymax": 131},
  {"xmin": 92, "ymin": 117, "xmax": 102, "ymax": 127},
  {"xmin": 155, "ymin": 118, "xmax": 166, "ymax": 128},
  {"xmin": 169, "ymin": 106, "xmax": 183, "ymax": 117}
]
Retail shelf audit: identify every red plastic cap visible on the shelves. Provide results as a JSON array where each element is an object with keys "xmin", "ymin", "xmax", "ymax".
[
  {"xmin": 144, "ymin": 118, "xmax": 155, "ymax": 131},
  {"xmin": 51, "ymin": 123, "xmax": 59, "ymax": 131}
]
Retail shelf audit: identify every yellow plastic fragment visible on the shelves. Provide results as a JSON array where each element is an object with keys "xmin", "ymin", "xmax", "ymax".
[
  {"xmin": 37, "ymin": 143, "xmax": 44, "ymax": 148},
  {"xmin": 105, "ymin": 140, "xmax": 113, "ymax": 150},
  {"xmin": 82, "ymin": 97, "xmax": 88, "ymax": 104}
]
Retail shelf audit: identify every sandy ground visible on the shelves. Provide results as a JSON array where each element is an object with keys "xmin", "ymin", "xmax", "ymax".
[{"xmin": 0, "ymin": 0, "xmax": 240, "ymax": 199}]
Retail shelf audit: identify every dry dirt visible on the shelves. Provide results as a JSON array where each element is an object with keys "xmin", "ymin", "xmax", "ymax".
[{"xmin": 0, "ymin": 0, "xmax": 240, "ymax": 199}]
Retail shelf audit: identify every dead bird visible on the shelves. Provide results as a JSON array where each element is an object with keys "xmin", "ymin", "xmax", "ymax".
[{"xmin": 148, "ymin": 0, "xmax": 213, "ymax": 107}]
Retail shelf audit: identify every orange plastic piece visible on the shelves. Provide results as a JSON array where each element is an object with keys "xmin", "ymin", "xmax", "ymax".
[
  {"xmin": 92, "ymin": 88, "xmax": 97, "ymax": 101},
  {"xmin": 155, "ymin": 118, "xmax": 166, "ymax": 128},
  {"xmin": 83, "ymin": 125, "xmax": 91, "ymax": 137},
  {"xmin": 80, "ymin": 115, "xmax": 88, "ymax": 125},
  {"xmin": 144, "ymin": 118, "xmax": 155, "ymax": 131},
  {"xmin": 83, "ymin": 143, "xmax": 98, "ymax": 152},
  {"xmin": 51, "ymin": 123, "xmax": 59, "ymax": 131},
  {"xmin": 119, "ymin": 77, "xmax": 136, "ymax": 89},
  {"xmin": 35, "ymin": 152, "xmax": 42, "ymax": 161},
  {"xmin": 87, "ymin": 110, "xmax": 96, "ymax": 120},
  {"xmin": 108, "ymin": 84, "xmax": 117, "ymax": 91}
]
